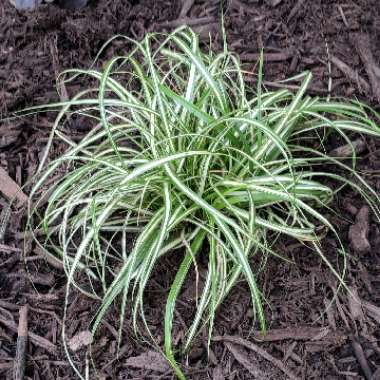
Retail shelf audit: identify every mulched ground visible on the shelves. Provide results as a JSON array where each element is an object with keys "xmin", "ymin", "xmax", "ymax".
[{"xmin": 1, "ymin": 0, "xmax": 380, "ymax": 379}]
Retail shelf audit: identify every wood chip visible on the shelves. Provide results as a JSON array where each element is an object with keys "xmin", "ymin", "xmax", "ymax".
[
  {"xmin": 214, "ymin": 335, "xmax": 299, "ymax": 380},
  {"xmin": 330, "ymin": 55, "xmax": 371, "ymax": 94},
  {"xmin": 8, "ymin": 272, "xmax": 55, "ymax": 287},
  {"xmin": 0, "ymin": 244, "xmax": 22, "ymax": 253},
  {"xmin": 347, "ymin": 286, "xmax": 364, "ymax": 322},
  {"xmin": 125, "ymin": 351, "xmax": 170, "ymax": 373},
  {"xmin": 351, "ymin": 336, "xmax": 372, "ymax": 380},
  {"xmin": 362, "ymin": 301, "xmax": 380, "ymax": 324},
  {"xmin": 330, "ymin": 139, "xmax": 366, "ymax": 158},
  {"xmin": 287, "ymin": 0, "xmax": 306, "ymax": 23},
  {"xmin": 260, "ymin": 80, "xmax": 328, "ymax": 95},
  {"xmin": 0, "ymin": 363, "xmax": 13, "ymax": 371},
  {"xmin": 241, "ymin": 51, "xmax": 294, "ymax": 63},
  {"xmin": 212, "ymin": 365, "xmax": 225, "ymax": 380},
  {"xmin": 68, "ymin": 330, "xmax": 93, "ymax": 352},
  {"xmin": 248, "ymin": 326, "xmax": 347, "ymax": 354},
  {"xmin": 0, "ymin": 167, "xmax": 28, "ymax": 206},
  {"xmin": 324, "ymin": 298, "xmax": 337, "ymax": 330},
  {"xmin": 0, "ymin": 123, "xmax": 20, "ymax": 148},
  {"xmin": 0, "ymin": 315, "xmax": 57, "ymax": 353},
  {"xmin": 225, "ymin": 342, "xmax": 267, "ymax": 378},
  {"xmin": 372, "ymin": 368, "xmax": 380, "ymax": 380},
  {"xmin": 251, "ymin": 326, "xmax": 341, "ymax": 342},
  {"xmin": 34, "ymin": 246, "xmax": 64, "ymax": 270},
  {"xmin": 179, "ymin": 0, "xmax": 194, "ymax": 18},
  {"xmin": 350, "ymin": 33, "xmax": 380, "ymax": 102},
  {"xmin": 348, "ymin": 206, "xmax": 371, "ymax": 254},
  {"xmin": 282, "ymin": 341, "xmax": 299, "ymax": 363}
]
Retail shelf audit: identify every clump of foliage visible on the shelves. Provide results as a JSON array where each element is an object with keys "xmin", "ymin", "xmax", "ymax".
[{"xmin": 29, "ymin": 27, "xmax": 380, "ymax": 379}]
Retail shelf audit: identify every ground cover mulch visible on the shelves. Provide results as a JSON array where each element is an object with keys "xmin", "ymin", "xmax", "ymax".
[{"xmin": 1, "ymin": 0, "xmax": 380, "ymax": 379}]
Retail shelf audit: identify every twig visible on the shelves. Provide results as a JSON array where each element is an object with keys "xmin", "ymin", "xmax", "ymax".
[
  {"xmin": 50, "ymin": 37, "xmax": 69, "ymax": 103},
  {"xmin": 214, "ymin": 335, "xmax": 299, "ymax": 380},
  {"xmin": 241, "ymin": 51, "xmax": 294, "ymax": 63},
  {"xmin": 248, "ymin": 326, "xmax": 346, "ymax": 344},
  {"xmin": 158, "ymin": 16, "xmax": 215, "ymax": 29},
  {"xmin": 13, "ymin": 305, "xmax": 28, "ymax": 380}
]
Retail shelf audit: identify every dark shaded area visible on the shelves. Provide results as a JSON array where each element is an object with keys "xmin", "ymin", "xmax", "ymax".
[{"xmin": 1, "ymin": 0, "xmax": 380, "ymax": 379}]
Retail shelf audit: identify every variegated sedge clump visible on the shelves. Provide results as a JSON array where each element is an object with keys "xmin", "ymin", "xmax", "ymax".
[{"xmin": 28, "ymin": 27, "xmax": 380, "ymax": 379}]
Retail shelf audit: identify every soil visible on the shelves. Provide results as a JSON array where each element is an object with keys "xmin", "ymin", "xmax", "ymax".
[{"xmin": 1, "ymin": 0, "xmax": 380, "ymax": 379}]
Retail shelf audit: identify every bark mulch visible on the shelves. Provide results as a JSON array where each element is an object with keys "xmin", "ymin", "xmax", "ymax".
[{"xmin": 1, "ymin": 0, "xmax": 380, "ymax": 379}]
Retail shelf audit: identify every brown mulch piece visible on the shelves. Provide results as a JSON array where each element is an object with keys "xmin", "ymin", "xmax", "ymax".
[
  {"xmin": 351, "ymin": 336, "xmax": 373, "ymax": 380},
  {"xmin": 251, "ymin": 326, "xmax": 347, "ymax": 344},
  {"xmin": 241, "ymin": 50, "xmax": 295, "ymax": 63},
  {"xmin": 0, "ymin": 313, "xmax": 57, "ymax": 354},
  {"xmin": 363, "ymin": 301, "xmax": 380, "ymax": 323},
  {"xmin": 330, "ymin": 55, "xmax": 371, "ymax": 94},
  {"xmin": 224, "ymin": 342, "xmax": 268, "ymax": 378},
  {"xmin": 0, "ymin": 167, "xmax": 28, "ymax": 206},
  {"xmin": 1, "ymin": 0, "xmax": 380, "ymax": 379},
  {"xmin": 286, "ymin": 0, "xmax": 306, "ymax": 23},
  {"xmin": 67, "ymin": 330, "xmax": 93, "ymax": 352},
  {"xmin": 330, "ymin": 138, "xmax": 366, "ymax": 158},
  {"xmin": 215, "ymin": 335, "xmax": 299, "ymax": 380},
  {"xmin": 350, "ymin": 33, "xmax": 380, "ymax": 102},
  {"xmin": 349, "ymin": 206, "xmax": 371, "ymax": 254},
  {"xmin": 125, "ymin": 350, "xmax": 171, "ymax": 374}
]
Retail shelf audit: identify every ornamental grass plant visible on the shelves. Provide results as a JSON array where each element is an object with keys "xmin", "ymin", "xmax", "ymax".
[{"xmin": 28, "ymin": 27, "xmax": 380, "ymax": 379}]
